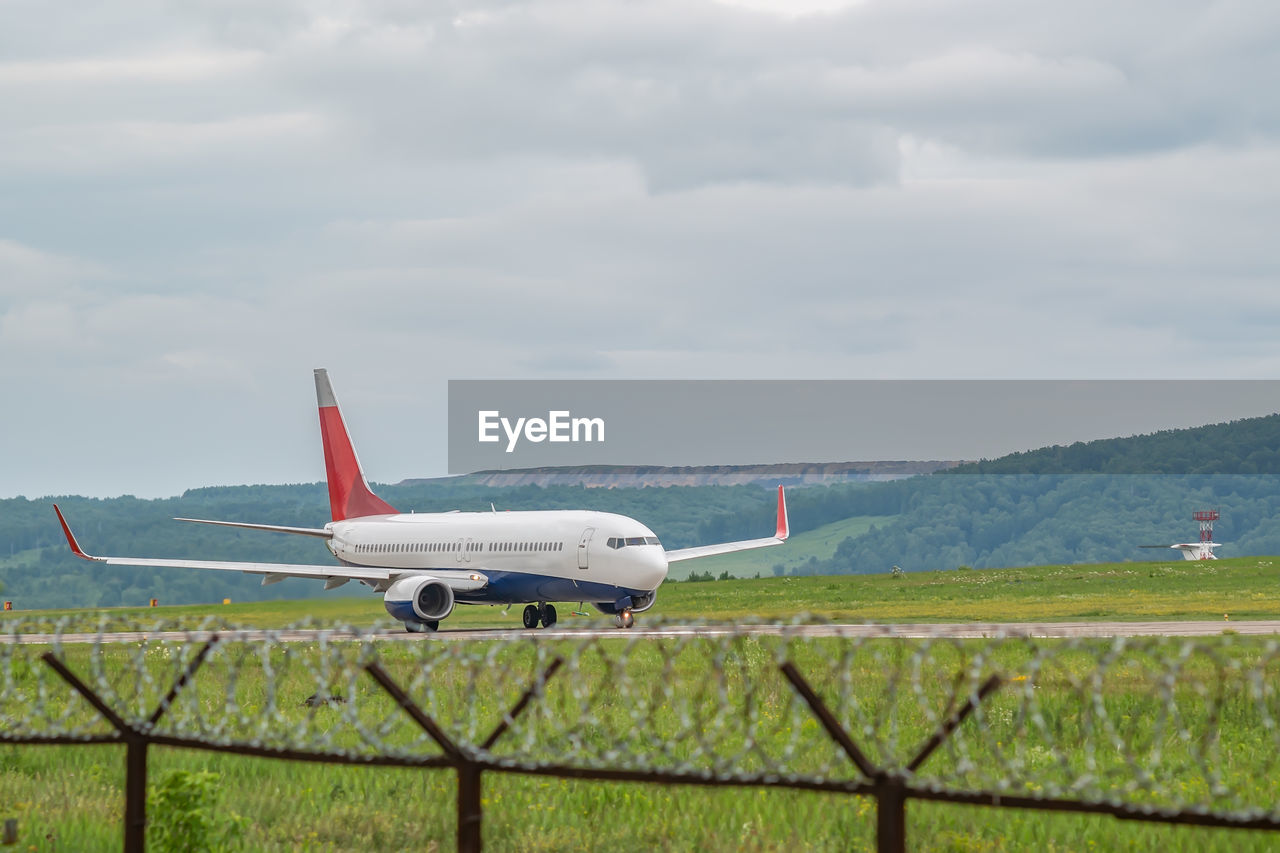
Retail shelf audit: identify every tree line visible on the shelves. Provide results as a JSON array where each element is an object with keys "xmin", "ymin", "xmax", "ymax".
[{"xmin": 4, "ymin": 409, "xmax": 1279, "ymax": 607}]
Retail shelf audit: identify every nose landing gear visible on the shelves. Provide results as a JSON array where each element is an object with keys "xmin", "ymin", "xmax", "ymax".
[
  {"xmin": 523, "ymin": 602, "xmax": 558, "ymax": 629},
  {"xmin": 614, "ymin": 609, "xmax": 634, "ymax": 629}
]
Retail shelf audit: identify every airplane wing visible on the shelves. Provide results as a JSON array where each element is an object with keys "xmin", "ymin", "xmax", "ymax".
[
  {"xmin": 53, "ymin": 506, "xmax": 487, "ymax": 590},
  {"xmin": 664, "ymin": 536, "xmax": 787, "ymax": 563},
  {"xmin": 664, "ymin": 485, "xmax": 789, "ymax": 564}
]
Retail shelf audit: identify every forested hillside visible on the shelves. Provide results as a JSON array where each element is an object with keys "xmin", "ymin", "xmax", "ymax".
[
  {"xmin": 4, "ymin": 410, "xmax": 1279, "ymax": 607},
  {"xmin": 796, "ymin": 473, "xmax": 1280, "ymax": 576},
  {"xmin": 789, "ymin": 412, "xmax": 1280, "ymax": 575},
  {"xmin": 949, "ymin": 413, "xmax": 1280, "ymax": 474}
]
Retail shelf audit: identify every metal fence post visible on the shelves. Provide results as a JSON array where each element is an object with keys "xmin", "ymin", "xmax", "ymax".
[
  {"xmin": 782, "ymin": 661, "xmax": 1002, "ymax": 853},
  {"xmin": 366, "ymin": 655, "xmax": 565, "ymax": 853},
  {"xmin": 365, "ymin": 661, "xmax": 479, "ymax": 851},
  {"xmin": 41, "ymin": 638, "xmax": 220, "ymax": 853},
  {"xmin": 124, "ymin": 739, "xmax": 148, "ymax": 853},
  {"xmin": 876, "ymin": 776, "xmax": 907, "ymax": 853},
  {"xmin": 457, "ymin": 763, "xmax": 483, "ymax": 853}
]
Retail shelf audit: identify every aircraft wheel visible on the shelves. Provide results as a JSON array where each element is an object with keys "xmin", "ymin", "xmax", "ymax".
[
  {"xmin": 541, "ymin": 603, "xmax": 557, "ymax": 628},
  {"xmin": 522, "ymin": 604, "xmax": 540, "ymax": 629},
  {"xmin": 424, "ymin": 620, "xmax": 440, "ymax": 632},
  {"xmin": 614, "ymin": 609, "xmax": 634, "ymax": 629}
]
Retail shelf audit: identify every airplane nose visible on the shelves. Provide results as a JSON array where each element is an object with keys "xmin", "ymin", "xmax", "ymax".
[{"xmin": 638, "ymin": 549, "xmax": 669, "ymax": 588}]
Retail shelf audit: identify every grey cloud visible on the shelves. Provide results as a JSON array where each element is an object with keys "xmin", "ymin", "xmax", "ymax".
[
  {"xmin": 1, "ymin": 0, "xmax": 1278, "ymax": 497},
  {"xmin": 0, "ymin": 239, "xmax": 102, "ymax": 298},
  {"xmin": 5, "ymin": 0, "xmax": 1276, "ymax": 194},
  {"xmin": 234, "ymin": 0, "xmax": 1280, "ymax": 186}
]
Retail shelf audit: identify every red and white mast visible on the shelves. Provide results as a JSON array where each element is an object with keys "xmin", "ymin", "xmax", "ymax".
[{"xmin": 1190, "ymin": 510, "xmax": 1221, "ymax": 560}]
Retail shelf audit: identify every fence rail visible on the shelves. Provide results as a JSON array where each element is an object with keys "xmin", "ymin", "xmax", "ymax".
[{"xmin": 1, "ymin": 618, "xmax": 1279, "ymax": 851}]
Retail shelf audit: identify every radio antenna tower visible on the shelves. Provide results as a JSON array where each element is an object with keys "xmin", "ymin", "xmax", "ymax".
[
  {"xmin": 1140, "ymin": 510, "xmax": 1222, "ymax": 560},
  {"xmin": 1194, "ymin": 510, "xmax": 1220, "ymax": 546}
]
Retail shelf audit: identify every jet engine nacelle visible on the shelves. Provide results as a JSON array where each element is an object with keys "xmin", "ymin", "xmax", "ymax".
[
  {"xmin": 591, "ymin": 590, "xmax": 656, "ymax": 616},
  {"xmin": 384, "ymin": 576, "xmax": 455, "ymax": 623}
]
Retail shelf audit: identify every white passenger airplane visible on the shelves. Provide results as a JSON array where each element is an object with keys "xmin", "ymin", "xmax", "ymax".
[{"xmin": 54, "ymin": 369, "xmax": 789, "ymax": 631}]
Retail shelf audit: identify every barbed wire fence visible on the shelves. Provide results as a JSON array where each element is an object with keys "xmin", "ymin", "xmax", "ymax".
[{"xmin": 1, "ymin": 618, "xmax": 1280, "ymax": 851}]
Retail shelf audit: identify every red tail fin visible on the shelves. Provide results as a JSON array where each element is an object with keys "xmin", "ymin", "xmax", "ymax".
[{"xmin": 314, "ymin": 369, "xmax": 398, "ymax": 521}]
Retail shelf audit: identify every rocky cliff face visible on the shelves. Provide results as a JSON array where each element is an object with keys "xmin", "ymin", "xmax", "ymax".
[{"xmin": 400, "ymin": 460, "xmax": 963, "ymax": 489}]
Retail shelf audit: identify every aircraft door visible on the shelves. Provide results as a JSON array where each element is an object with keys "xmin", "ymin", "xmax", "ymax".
[
  {"xmin": 463, "ymin": 537, "xmax": 472, "ymax": 563},
  {"xmin": 578, "ymin": 528, "xmax": 594, "ymax": 570}
]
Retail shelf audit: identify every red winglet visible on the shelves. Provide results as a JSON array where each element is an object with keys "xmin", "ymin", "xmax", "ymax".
[
  {"xmin": 775, "ymin": 485, "xmax": 789, "ymax": 540},
  {"xmin": 53, "ymin": 505, "xmax": 98, "ymax": 561}
]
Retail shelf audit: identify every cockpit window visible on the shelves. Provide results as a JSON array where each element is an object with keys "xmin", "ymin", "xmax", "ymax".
[{"xmin": 607, "ymin": 535, "xmax": 662, "ymax": 549}]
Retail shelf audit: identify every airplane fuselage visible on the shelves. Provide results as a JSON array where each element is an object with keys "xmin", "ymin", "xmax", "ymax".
[{"xmin": 327, "ymin": 510, "xmax": 668, "ymax": 608}]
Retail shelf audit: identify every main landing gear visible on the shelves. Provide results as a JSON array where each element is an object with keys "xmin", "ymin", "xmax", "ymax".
[
  {"xmin": 614, "ymin": 609, "xmax": 634, "ymax": 629},
  {"xmin": 404, "ymin": 619, "xmax": 440, "ymax": 633},
  {"xmin": 523, "ymin": 602, "xmax": 557, "ymax": 629}
]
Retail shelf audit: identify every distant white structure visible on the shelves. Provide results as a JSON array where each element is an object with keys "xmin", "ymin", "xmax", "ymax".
[{"xmin": 1142, "ymin": 510, "xmax": 1221, "ymax": 560}]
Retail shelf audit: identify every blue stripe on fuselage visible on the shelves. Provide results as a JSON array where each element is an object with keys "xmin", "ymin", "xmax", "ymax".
[
  {"xmin": 336, "ymin": 561, "xmax": 652, "ymax": 606},
  {"xmin": 454, "ymin": 570, "xmax": 651, "ymax": 606}
]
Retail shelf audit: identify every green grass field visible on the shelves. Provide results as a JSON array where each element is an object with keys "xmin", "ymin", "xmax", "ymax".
[
  {"xmin": 666, "ymin": 555, "xmax": 1280, "ymax": 624},
  {"xmin": 12, "ymin": 747, "xmax": 1272, "ymax": 852},
  {"xmin": 3, "ymin": 625, "xmax": 1280, "ymax": 851},
  {"xmin": 4, "ymin": 557, "xmax": 1280, "ymax": 851},
  {"xmin": 6, "ymin": 555, "xmax": 1277, "ymax": 632}
]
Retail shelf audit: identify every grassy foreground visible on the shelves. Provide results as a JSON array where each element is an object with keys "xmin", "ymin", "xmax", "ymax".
[
  {"xmin": 2, "ymin": 558, "xmax": 1280, "ymax": 851},
  {"xmin": 5, "ymin": 751, "xmax": 1273, "ymax": 852},
  {"xmin": 4, "ymin": 556, "xmax": 1279, "ymax": 631},
  {"xmin": 2, "ymin": 630, "xmax": 1279, "ymax": 852}
]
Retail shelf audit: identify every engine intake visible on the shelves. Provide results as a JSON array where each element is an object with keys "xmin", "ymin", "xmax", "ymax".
[{"xmin": 384, "ymin": 576, "xmax": 455, "ymax": 623}]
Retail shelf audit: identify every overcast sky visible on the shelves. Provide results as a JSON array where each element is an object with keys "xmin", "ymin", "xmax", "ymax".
[{"xmin": 3, "ymin": 0, "xmax": 1278, "ymax": 498}]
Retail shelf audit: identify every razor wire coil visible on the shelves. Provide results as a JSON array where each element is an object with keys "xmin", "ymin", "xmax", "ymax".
[{"xmin": 0, "ymin": 617, "xmax": 1278, "ymax": 825}]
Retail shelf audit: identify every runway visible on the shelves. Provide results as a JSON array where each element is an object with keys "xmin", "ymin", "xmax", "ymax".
[{"xmin": 3, "ymin": 620, "xmax": 1279, "ymax": 645}]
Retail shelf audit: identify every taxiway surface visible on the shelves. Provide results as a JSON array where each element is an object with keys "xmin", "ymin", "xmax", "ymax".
[{"xmin": 2, "ymin": 620, "xmax": 1278, "ymax": 645}]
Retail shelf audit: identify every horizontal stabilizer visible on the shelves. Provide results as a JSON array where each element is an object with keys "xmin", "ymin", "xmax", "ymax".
[{"xmin": 174, "ymin": 518, "xmax": 332, "ymax": 538}]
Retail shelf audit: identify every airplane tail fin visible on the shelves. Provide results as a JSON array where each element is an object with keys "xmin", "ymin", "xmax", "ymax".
[{"xmin": 314, "ymin": 368, "xmax": 399, "ymax": 521}]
